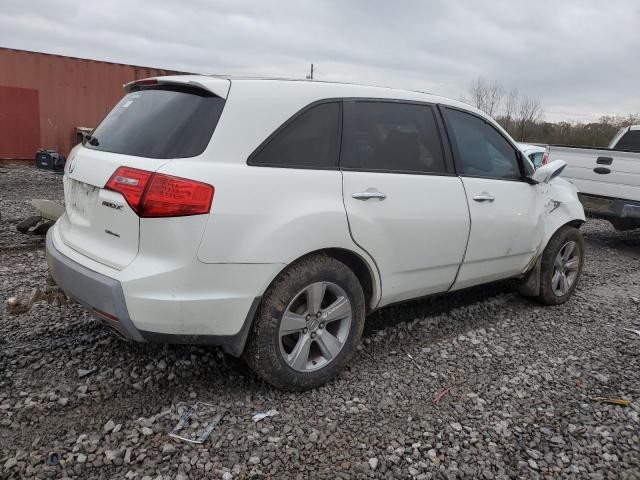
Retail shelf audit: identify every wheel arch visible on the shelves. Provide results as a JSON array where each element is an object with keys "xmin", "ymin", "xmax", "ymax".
[
  {"xmin": 322, "ymin": 247, "xmax": 379, "ymax": 314},
  {"xmin": 260, "ymin": 247, "xmax": 380, "ymax": 315},
  {"xmin": 520, "ymin": 219, "xmax": 584, "ymax": 298},
  {"xmin": 542, "ymin": 216, "xmax": 585, "ymax": 251}
]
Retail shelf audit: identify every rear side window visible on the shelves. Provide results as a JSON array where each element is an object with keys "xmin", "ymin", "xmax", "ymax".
[
  {"xmin": 249, "ymin": 102, "xmax": 341, "ymax": 168},
  {"xmin": 444, "ymin": 108, "xmax": 521, "ymax": 180},
  {"xmin": 341, "ymin": 101, "xmax": 447, "ymax": 174},
  {"xmin": 615, "ymin": 130, "xmax": 640, "ymax": 152},
  {"xmin": 85, "ymin": 86, "xmax": 225, "ymax": 159}
]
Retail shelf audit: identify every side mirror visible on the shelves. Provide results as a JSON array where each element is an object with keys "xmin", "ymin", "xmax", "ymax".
[{"xmin": 529, "ymin": 160, "xmax": 567, "ymax": 184}]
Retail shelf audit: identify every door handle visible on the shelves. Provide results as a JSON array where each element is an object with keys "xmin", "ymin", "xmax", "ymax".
[
  {"xmin": 596, "ymin": 156, "xmax": 613, "ymax": 165},
  {"xmin": 593, "ymin": 167, "xmax": 611, "ymax": 174},
  {"xmin": 473, "ymin": 193, "xmax": 495, "ymax": 202},
  {"xmin": 352, "ymin": 191, "xmax": 387, "ymax": 200}
]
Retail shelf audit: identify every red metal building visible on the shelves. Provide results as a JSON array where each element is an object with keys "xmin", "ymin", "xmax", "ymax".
[{"xmin": 0, "ymin": 48, "xmax": 187, "ymax": 160}]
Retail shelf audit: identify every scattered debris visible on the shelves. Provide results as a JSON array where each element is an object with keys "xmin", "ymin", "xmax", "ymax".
[
  {"xmin": 433, "ymin": 386, "xmax": 452, "ymax": 404},
  {"xmin": 14, "ymin": 200, "xmax": 64, "ymax": 236},
  {"xmin": 5, "ymin": 284, "xmax": 66, "ymax": 315},
  {"xmin": 591, "ymin": 397, "xmax": 632, "ymax": 407},
  {"xmin": 622, "ymin": 327, "xmax": 640, "ymax": 338},
  {"xmin": 16, "ymin": 215, "xmax": 55, "ymax": 236},
  {"xmin": 46, "ymin": 452, "xmax": 60, "ymax": 466},
  {"xmin": 252, "ymin": 409, "xmax": 279, "ymax": 422},
  {"xmin": 78, "ymin": 367, "xmax": 97, "ymax": 378},
  {"xmin": 31, "ymin": 199, "xmax": 65, "ymax": 221},
  {"xmin": 406, "ymin": 353, "xmax": 422, "ymax": 371},
  {"xmin": 168, "ymin": 403, "xmax": 225, "ymax": 444}
]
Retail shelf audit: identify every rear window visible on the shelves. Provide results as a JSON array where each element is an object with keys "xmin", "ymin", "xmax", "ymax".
[
  {"xmin": 249, "ymin": 102, "xmax": 341, "ymax": 168},
  {"xmin": 615, "ymin": 130, "xmax": 640, "ymax": 152},
  {"xmin": 341, "ymin": 101, "xmax": 448, "ymax": 174},
  {"xmin": 85, "ymin": 85, "xmax": 225, "ymax": 159}
]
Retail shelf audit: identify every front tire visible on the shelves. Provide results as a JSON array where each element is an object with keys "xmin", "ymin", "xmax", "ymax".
[
  {"xmin": 244, "ymin": 254, "xmax": 365, "ymax": 391},
  {"xmin": 537, "ymin": 226, "xmax": 584, "ymax": 305}
]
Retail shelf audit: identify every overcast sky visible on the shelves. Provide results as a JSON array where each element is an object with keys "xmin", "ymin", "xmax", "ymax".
[{"xmin": 1, "ymin": 0, "xmax": 638, "ymax": 122}]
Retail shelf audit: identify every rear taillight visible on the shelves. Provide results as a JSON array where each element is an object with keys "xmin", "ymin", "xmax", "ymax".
[
  {"xmin": 142, "ymin": 173, "xmax": 214, "ymax": 217},
  {"xmin": 105, "ymin": 167, "xmax": 214, "ymax": 217},
  {"xmin": 106, "ymin": 167, "xmax": 152, "ymax": 214}
]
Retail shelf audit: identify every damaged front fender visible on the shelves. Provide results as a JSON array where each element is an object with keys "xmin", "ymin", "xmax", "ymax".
[
  {"xmin": 541, "ymin": 178, "xmax": 586, "ymax": 247},
  {"xmin": 520, "ymin": 177, "xmax": 585, "ymax": 290}
]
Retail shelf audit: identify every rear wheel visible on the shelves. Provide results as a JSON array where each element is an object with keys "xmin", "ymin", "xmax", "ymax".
[
  {"xmin": 244, "ymin": 254, "xmax": 365, "ymax": 391},
  {"xmin": 537, "ymin": 226, "xmax": 584, "ymax": 305}
]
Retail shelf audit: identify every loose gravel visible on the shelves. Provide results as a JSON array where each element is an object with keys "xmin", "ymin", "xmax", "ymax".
[{"xmin": 1, "ymin": 165, "xmax": 639, "ymax": 479}]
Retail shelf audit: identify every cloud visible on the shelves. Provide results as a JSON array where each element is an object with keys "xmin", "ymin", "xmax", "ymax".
[{"xmin": 1, "ymin": 0, "xmax": 637, "ymax": 121}]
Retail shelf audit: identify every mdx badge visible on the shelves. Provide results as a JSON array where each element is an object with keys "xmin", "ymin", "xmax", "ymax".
[{"xmin": 102, "ymin": 200, "xmax": 124, "ymax": 210}]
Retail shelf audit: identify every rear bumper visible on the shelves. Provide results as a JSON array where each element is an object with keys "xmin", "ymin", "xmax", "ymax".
[
  {"xmin": 578, "ymin": 193, "xmax": 640, "ymax": 219},
  {"xmin": 46, "ymin": 228, "xmax": 267, "ymax": 356},
  {"xmin": 46, "ymin": 228, "xmax": 145, "ymax": 342}
]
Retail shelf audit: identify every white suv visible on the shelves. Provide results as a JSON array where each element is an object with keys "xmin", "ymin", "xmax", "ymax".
[{"xmin": 47, "ymin": 76, "xmax": 585, "ymax": 390}]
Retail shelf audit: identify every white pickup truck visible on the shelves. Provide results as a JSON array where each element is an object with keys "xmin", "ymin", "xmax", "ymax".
[{"xmin": 545, "ymin": 125, "xmax": 640, "ymax": 230}]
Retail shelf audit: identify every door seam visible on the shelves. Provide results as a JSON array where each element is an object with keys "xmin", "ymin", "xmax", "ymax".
[
  {"xmin": 339, "ymin": 170, "xmax": 383, "ymax": 309},
  {"xmin": 448, "ymin": 176, "xmax": 473, "ymax": 291}
]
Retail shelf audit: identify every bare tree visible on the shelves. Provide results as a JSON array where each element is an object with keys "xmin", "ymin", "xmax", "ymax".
[
  {"xmin": 501, "ymin": 88, "xmax": 519, "ymax": 134},
  {"xmin": 468, "ymin": 77, "xmax": 504, "ymax": 117},
  {"xmin": 463, "ymin": 77, "xmax": 546, "ymax": 141},
  {"xmin": 515, "ymin": 96, "xmax": 543, "ymax": 141}
]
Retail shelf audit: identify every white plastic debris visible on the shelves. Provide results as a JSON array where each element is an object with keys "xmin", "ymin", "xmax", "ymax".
[
  {"xmin": 252, "ymin": 409, "xmax": 279, "ymax": 422},
  {"xmin": 31, "ymin": 199, "xmax": 65, "ymax": 221}
]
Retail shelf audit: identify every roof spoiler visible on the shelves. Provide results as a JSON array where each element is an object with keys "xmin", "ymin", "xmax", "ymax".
[{"xmin": 123, "ymin": 76, "xmax": 231, "ymax": 99}]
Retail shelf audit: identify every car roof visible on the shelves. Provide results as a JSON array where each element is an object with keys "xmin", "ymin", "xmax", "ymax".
[
  {"xmin": 146, "ymin": 74, "xmax": 486, "ymax": 117},
  {"xmin": 130, "ymin": 74, "xmax": 520, "ymax": 146}
]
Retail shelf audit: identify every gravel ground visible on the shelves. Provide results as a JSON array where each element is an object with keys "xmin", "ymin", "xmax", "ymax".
[{"xmin": 1, "ymin": 165, "xmax": 639, "ymax": 479}]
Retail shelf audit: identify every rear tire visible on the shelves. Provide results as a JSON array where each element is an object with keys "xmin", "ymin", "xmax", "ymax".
[
  {"xmin": 243, "ymin": 254, "xmax": 365, "ymax": 391},
  {"xmin": 536, "ymin": 226, "xmax": 584, "ymax": 305}
]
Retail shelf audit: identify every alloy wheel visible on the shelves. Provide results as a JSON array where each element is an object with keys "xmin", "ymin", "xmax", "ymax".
[
  {"xmin": 551, "ymin": 240, "xmax": 580, "ymax": 296},
  {"xmin": 279, "ymin": 281, "xmax": 352, "ymax": 372}
]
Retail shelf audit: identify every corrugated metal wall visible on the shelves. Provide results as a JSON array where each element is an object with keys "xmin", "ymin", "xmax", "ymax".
[
  {"xmin": 0, "ymin": 48, "xmax": 187, "ymax": 159},
  {"xmin": 0, "ymin": 86, "xmax": 40, "ymax": 159}
]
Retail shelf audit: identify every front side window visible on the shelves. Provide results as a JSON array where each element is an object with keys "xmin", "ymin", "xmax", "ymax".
[
  {"xmin": 615, "ymin": 130, "xmax": 640, "ymax": 152},
  {"xmin": 444, "ymin": 108, "xmax": 521, "ymax": 180},
  {"xmin": 249, "ymin": 102, "xmax": 341, "ymax": 168},
  {"xmin": 341, "ymin": 101, "xmax": 447, "ymax": 174},
  {"xmin": 86, "ymin": 85, "xmax": 225, "ymax": 159}
]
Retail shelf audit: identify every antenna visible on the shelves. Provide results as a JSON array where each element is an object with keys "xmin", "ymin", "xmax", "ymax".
[{"xmin": 306, "ymin": 63, "xmax": 314, "ymax": 80}]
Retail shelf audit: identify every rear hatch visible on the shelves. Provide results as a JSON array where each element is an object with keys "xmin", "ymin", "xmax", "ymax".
[{"xmin": 58, "ymin": 78, "xmax": 228, "ymax": 270}]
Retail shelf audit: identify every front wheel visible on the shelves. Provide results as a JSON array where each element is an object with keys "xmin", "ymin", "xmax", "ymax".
[
  {"xmin": 243, "ymin": 254, "xmax": 365, "ymax": 391},
  {"xmin": 537, "ymin": 226, "xmax": 584, "ymax": 305}
]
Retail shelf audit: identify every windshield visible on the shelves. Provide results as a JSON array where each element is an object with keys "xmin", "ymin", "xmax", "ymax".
[{"xmin": 85, "ymin": 85, "xmax": 225, "ymax": 159}]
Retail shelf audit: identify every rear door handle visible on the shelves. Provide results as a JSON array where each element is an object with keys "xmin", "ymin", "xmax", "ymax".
[
  {"xmin": 597, "ymin": 156, "xmax": 613, "ymax": 165},
  {"xmin": 473, "ymin": 193, "xmax": 495, "ymax": 202},
  {"xmin": 352, "ymin": 191, "xmax": 387, "ymax": 200}
]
